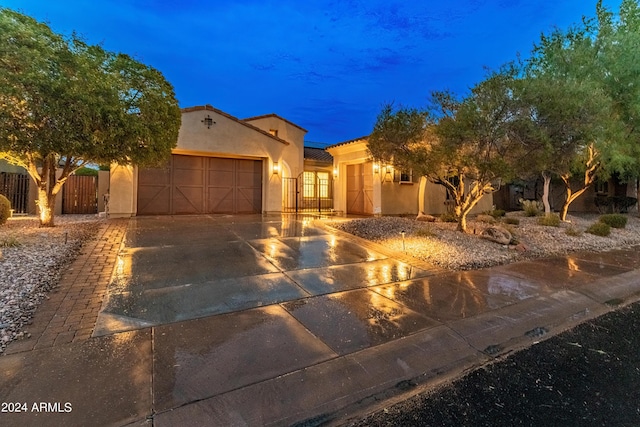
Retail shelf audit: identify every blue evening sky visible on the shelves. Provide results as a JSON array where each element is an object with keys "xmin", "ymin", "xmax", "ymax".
[{"xmin": 0, "ymin": 1, "xmax": 622, "ymax": 145}]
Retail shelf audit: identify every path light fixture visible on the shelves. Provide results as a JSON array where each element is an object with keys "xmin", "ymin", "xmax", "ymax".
[
  {"xmin": 272, "ymin": 162, "xmax": 280, "ymax": 175},
  {"xmin": 401, "ymin": 230, "xmax": 406, "ymax": 251}
]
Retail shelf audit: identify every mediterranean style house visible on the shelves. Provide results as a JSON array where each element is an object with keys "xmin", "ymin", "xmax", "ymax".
[
  {"xmin": 326, "ymin": 136, "xmax": 494, "ymax": 216},
  {"xmin": 108, "ymin": 105, "xmax": 307, "ymax": 217}
]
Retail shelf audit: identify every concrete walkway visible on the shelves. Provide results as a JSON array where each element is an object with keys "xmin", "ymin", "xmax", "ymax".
[{"xmin": 1, "ymin": 215, "xmax": 640, "ymax": 427}]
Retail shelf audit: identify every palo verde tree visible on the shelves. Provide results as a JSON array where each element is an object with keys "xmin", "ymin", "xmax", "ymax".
[
  {"xmin": 520, "ymin": 1, "xmax": 630, "ymax": 221},
  {"xmin": 0, "ymin": 8, "xmax": 181, "ymax": 226},
  {"xmin": 369, "ymin": 66, "xmax": 528, "ymax": 232},
  {"xmin": 595, "ymin": 0, "xmax": 640, "ymax": 212}
]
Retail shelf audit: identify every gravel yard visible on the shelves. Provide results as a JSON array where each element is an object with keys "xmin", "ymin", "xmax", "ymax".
[
  {"xmin": 328, "ymin": 212, "xmax": 640, "ymax": 270},
  {"xmin": 0, "ymin": 215, "xmax": 102, "ymax": 354}
]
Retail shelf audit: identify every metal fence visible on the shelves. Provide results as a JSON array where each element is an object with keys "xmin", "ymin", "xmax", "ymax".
[{"xmin": 283, "ymin": 171, "xmax": 333, "ymax": 213}]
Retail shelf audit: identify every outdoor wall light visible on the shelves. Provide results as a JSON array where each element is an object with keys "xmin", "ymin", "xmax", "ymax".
[
  {"xmin": 202, "ymin": 115, "xmax": 215, "ymax": 129},
  {"xmin": 373, "ymin": 163, "xmax": 380, "ymax": 174},
  {"xmin": 272, "ymin": 162, "xmax": 280, "ymax": 175},
  {"xmin": 333, "ymin": 167, "xmax": 338, "ymax": 178},
  {"xmin": 382, "ymin": 165, "xmax": 393, "ymax": 183}
]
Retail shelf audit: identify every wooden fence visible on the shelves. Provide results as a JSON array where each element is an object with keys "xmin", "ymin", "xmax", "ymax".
[
  {"xmin": 0, "ymin": 172, "xmax": 30, "ymax": 214},
  {"xmin": 62, "ymin": 175, "xmax": 98, "ymax": 214}
]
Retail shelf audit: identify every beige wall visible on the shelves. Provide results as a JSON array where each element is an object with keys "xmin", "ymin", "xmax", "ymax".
[
  {"xmin": 420, "ymin": 179, "xmax": 493, "ymax": 216},
  {"xmin": 109, "ymin": 106, "xmax": 306, "ymax": 217},
  {"xmin": 328, "ymin": 139, "xmax": 494, "ymax": 217},
  {"xmin": 108, "ymin": 164, "xmax": 136, "ymax": 218}
]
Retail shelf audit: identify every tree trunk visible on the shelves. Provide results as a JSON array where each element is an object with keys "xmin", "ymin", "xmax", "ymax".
[
  {"xmin": 37, "ymin": 187, "xmax": 56, "ymax": 227},
  {"xmin": 455, "ymin": 204, "xmax": 467, "ymax": 232},
  {"xmin": 542, "ymin": 171, "xmax": 552, "ymax": 216},
  {"xmin": 559, "ymin": 174, "xmax": 595, "ymax": 221}
]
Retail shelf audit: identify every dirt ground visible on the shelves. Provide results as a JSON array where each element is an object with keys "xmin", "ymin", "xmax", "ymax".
[{"xmin": 348, "ymin": 301, "xmax": 640, "ymax": 426}]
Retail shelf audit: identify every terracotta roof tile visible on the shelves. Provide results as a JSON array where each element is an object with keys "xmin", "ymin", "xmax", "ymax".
[
  {"xmin": 304, "ymin": 147, "xmax": 333, "ymax": 163},
  {"xmin": 325, "ymin": 135, "xmax": 369, "ymax": 150},
  {"xmin": 243, "ymin": 113, "xmax": 308, "ymax": 133}
]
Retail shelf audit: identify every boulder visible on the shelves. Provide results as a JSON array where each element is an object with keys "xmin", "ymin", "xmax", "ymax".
[
  {"xmin": 416, "ymin": 212, "xmax": 436, "ymax": 222},
  {"xmin": 481, "ymin": 226, "xmax": 512, "ymax": 245}
]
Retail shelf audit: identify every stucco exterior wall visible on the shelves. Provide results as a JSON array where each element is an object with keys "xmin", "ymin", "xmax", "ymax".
[
  {"xmin": 109, "ymin": 106, "xmax": 306, "ymax": 216},
  {"xmin": 380, "ymin": 181, "xmax": 419, "ymax": 215},
  {"xmin": 108, "ymin": 164, "xmax": 136, "ymax": 218},
  {"xmin": 420, "ymin": 180, "xmax": 493, "ymax": 216}
]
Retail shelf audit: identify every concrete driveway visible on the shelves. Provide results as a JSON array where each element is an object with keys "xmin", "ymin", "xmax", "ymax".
[
  {"xmin": 4, "ymin": 214, "xmax": 640, "ymax": 426},
  {"xmin": 94, "ymin": 214, "xmax": 438, "ymax": 334}
]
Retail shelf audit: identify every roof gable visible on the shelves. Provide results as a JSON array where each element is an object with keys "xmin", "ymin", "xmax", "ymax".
[{"xmin": 182, "ymin": 105, "xmax": 290, "ymax": 146}]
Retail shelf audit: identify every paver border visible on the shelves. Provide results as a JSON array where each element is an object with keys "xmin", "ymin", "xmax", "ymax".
[{"xmin": 4, "ymin": 219, "xmax": 129, "ymax": 354}]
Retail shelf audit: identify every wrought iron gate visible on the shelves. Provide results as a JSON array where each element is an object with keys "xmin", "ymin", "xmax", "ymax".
[{"xmin": 283, "ymin": 171, "xmax": 333, "ymax": 213}]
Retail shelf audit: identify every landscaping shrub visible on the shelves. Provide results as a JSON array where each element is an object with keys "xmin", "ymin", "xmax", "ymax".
[
  {"xmin": 565, "ymin": 226, "xmax": 582, "ymax": 237},
  {"xmin": 439, "ymin": 212, "xmax": 457, "ymax": 223},
  {"xmin": 0, "ymin": 235, "xmax": 20, "ymax": 247},
  {"xmin": 586, "ymin": 221, "xmax": 611, "ymax": 237},
  {"xmin": 415, "ymin": 226, "xmax": 436, "ymax": 237},
  {"xmin": 599, "ymin": 213, "xmax": 627, "ymax": 229},
  {"xmin": 503, "ymin": 217, "xmax": 520, "ymax": 225},
  {"xmin": 484, "ymin": 209, "xmax": 506, "ymax": 219},
  {"xmin": 0, "ymin": 195, "xmax": 11, "ymax": 226},
  {"xmin": 476, "ymin": 214, "xmax": 496, "ymax": 224},
  {"xmin": 520, "ymin": 199, "xmax": 543, "ymax": 217},
  {"xmin": 537, "ymin": 214, "xmax": 560, "ymax": 227}
]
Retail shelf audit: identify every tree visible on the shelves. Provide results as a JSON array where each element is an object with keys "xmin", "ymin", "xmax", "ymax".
[
  {"xmin": 517, "ymin": 0, "xmax": 640, "ymax": 221},
  {"xmin": 0, "ymin": 8, "xmax": 181, "ymax": 226},
  {"xmin": 595, "ymin": 0, "xmax": 640, "ymax": 213},
  {"xmin": 369, "ymin": 66, "xmax": 528, "ymax": 232}
]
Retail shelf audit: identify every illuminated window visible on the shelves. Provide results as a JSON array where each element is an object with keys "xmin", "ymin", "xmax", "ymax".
[
  {"xmin": 268, "ymin": 129, "xmax": 278, "ymax": 137},
  {"xmin": 303, "ymin": 171, "xmax": 330, "ymax": 198}
]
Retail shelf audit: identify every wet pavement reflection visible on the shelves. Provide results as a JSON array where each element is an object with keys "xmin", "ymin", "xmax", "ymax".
[
  {"xmin": 97, "ymin": 216, "xmax": 400, "ymax": 335},
  {"xmin": 282, "ymin": 289, "xmax": 439, "ymax": 355}
]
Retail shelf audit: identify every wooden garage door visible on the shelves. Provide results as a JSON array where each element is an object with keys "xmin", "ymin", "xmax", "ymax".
[
  {"xmin": 346, "ymin": 162, "xmax": 373, "ymax": 215},
  {"xmin": 137, "ymin": 155, "xmax": 262, "ymax": 215}
]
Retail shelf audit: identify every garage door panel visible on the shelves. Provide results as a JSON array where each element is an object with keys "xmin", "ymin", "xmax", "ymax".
[
  {"xmin": 208, "ymin": 187, "xmax": 235, "ymax": 213},
  {"xmin": 236, "ymin": 187, "xmax": 262, "ymax": 213},
  {"xmin": 173, "ymin": 186, "xmax": 204, "ymax": 214},
  {"xmin": 137, "ymin": 155, "xmax": 262, "ymax": 215},
  {"xmin": 137, "ymin": 162, "xmax": 172, "ymax": 215}
]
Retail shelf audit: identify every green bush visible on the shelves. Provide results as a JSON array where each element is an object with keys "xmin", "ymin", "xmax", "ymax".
[
  {"xmin": 503, "ymin": 217, "xmax": 520, "ymax": 225},
  {"xmin": 484, "ymin": 209, "xmax": 506, "ymax": 219},
  {"xmin": 415, "ymin": 226, "xmax": 436, "ymax": 237},
  {"xmin": 439, "ymin": 212, "xmax": 457, "ymax": 223},
  {"xmin": 586, "ymin": 221, "xmax": 611, "ymax": 237},
  {"xmin": 476, "ymin": 214, "xmax": 496, "ymax": 224},
  {"xmin": 537, "ymin": 214, "xmax": 560, "ymax": 227},
  {"xmin": 74, "ymin": 167, "xmax": 99, "ymax": 176},
  {"xmin": 520, "ymin": 199, "xmax": 543, "ymax": 217},
  {"xmin": 0, "ymin": 194, "xmax": 11, "ymax": 225},
  {"xmin": 599, "ymin": 213, "xmax": 627, "ymax": 229},
  {"xmin": 565, "ymin": 226, "xmax": 582, "ymax": 237}
]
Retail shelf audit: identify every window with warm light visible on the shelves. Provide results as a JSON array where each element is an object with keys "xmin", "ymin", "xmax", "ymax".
[{"xmin": 268, "ymin": 129, "xmax": 278, "ymax": 137}]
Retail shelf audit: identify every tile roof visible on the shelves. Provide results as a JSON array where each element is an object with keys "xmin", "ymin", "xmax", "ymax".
[
  {"xmin": 304, "ymin": 147, "xmax": 333, "ymax": 163},
  {"xmin": 243, "ymin": 113, "xmax": 308, "ymax": 133},
  {"xmin": 325, "ymin": 135, "xmax": 369, "ymax": 150},
  {"xmin": 181, "ymin": 105, "xmax": 290, "ymax": 146}
]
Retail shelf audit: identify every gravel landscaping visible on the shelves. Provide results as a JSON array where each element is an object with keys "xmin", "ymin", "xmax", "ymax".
[
  {"xmin": 0, "ymin": 215, "xmax": 102, "ymax": 354},
  {"xmin": 328, "ymin": 212, "xmax": 640, "ymax": 270}
]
